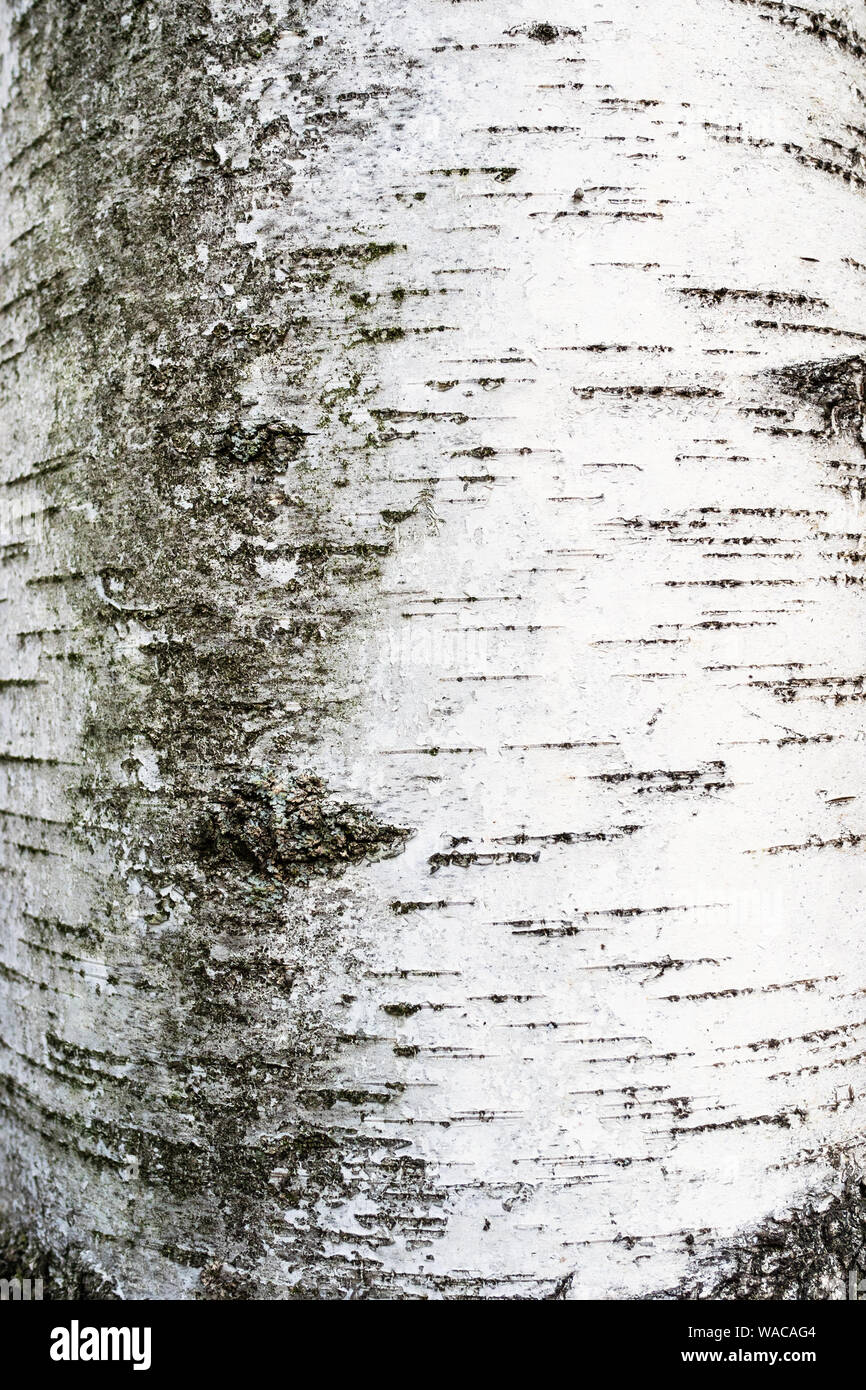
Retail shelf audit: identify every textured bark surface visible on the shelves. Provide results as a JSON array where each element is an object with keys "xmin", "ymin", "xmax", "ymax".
[{"xmin": 2, "ymin": 0, "xmax": 866, "ymax": 1300}]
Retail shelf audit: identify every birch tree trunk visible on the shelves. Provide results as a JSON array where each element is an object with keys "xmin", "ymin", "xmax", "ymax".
[{"xmin": 2, "ymin": 0, "xmax": 866, "ymax": 1301}]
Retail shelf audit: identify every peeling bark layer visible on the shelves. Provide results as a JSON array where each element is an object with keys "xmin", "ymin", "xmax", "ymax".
[{"xmin": 2, "ymin": 0, "xmax": 866, "ymax": 1299}]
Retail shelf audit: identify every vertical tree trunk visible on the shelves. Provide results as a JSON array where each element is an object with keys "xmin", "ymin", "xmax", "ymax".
[{"xmin": 2, "ymin": 0, "xmax": 866, "ymax": 1300}]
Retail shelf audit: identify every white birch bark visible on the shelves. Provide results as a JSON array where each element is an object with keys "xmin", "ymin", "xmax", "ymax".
[{"xmin": 1, "ymin": 0, "xmax": 866, "ymax": 1299}]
